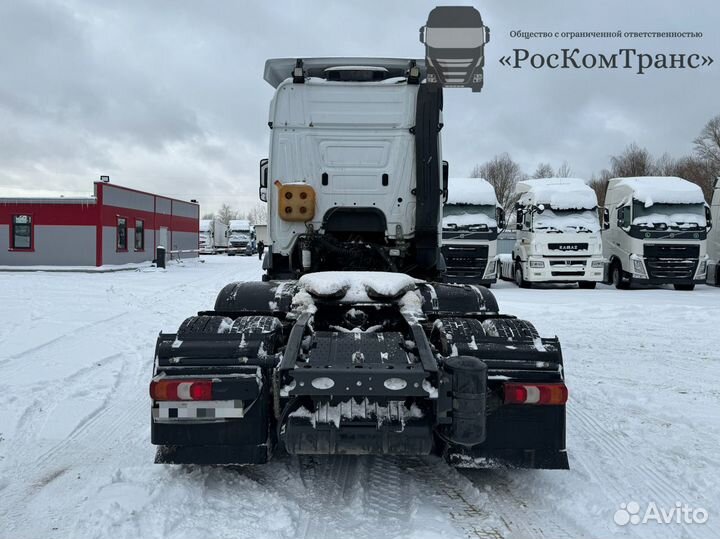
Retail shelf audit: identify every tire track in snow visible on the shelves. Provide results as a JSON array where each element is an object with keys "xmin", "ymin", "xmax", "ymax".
[{"xmin": 568, "ymin": 405, "xmax": 710, "ymax": 539}]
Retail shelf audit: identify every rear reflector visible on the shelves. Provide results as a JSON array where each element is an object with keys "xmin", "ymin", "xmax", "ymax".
[
  {"xmin": 150, "ymin": 379, "xmax": 214, "ymax": 401},
  {"xmin": 503, "ymin": 382, "xmax": 568, "ymax": 405}
]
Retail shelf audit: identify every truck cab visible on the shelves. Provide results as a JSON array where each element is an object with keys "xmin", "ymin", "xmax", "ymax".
[
  {"xmin": 708, "ymin": 178, "xmax": 720, "ymax": 286},
  {"xmin": 442, "ymin": 177, "xmax": 504, "ymax": 285},
  {"xmin": 603, "ymin": 176, "xmax": 710, "ymax": 290},
  {"xmin": 508, "ymin": 178, "xmax": 604, "ymax": 288},
  {"xmin": 227, "ymin": 219, "xmax": 255, "ymax": 256},
  {"xmin": 198, "ymin": 220, "xmax": 214, "ymax": 254}
]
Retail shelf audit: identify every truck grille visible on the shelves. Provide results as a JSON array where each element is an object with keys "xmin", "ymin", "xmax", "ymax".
[
  {"xmin": 442, "ymin": 244, "xmax": 488, "ymax": 269},
  {"xmin": 643, "ymin": 244, "xmax": 699, "ymax": 280},
  {"xmin": 434, "ymin": 58, "xmax": 473, "ymax": 83},
  {"xmin": 548, "ymin": 260, "xmax": 586, "ymax": 269}
]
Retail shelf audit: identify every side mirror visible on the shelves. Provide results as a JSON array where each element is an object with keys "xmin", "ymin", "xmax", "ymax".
[
  {"xmin": 617, "ymin": 207, "xmax": 625, "ymax": 228},
  {"xmin": 516, "ymin": 208, "xmax": 524, "ymax": 230},
  {"xmin": 706, "ymin": 206, "xmax": 713, "ymax": 230},
  {"xmin": 442, "ymin": 160, "xmax": 449, "ymax": 203},
  {"xmin": 536, "ymin": 204, "xmax": 545, "ymax": 214},
  {"xmin": 419, "ymin": 26, "xmax": 425, "ymax": 44},
  {"xmin": 497, "ymin": 207, "xmax": 506, "ymax": 229},
  {"xmin": 259, "ymin": 158, "xmax": 268, "ymax": 202},
  {"xmin": 603, "ymin": 207, "xmax": 610, "ymax": 230}
]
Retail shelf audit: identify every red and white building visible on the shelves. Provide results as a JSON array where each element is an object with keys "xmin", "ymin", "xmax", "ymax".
[{"xmin": 0, "ymin": 181, "xmax": 199, "ymax": 267}]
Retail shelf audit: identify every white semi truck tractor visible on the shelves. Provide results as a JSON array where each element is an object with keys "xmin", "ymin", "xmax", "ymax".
[
  {"xmin": 149, "ymin": 57, "xmax": 569, "ymax": 470},
  {"xmin": 603, "ymin": 176, "xmax": 710, "ymax": 290},
  {"xmin": 442, "ymin": 177, "xmax": 504, "ymax": 285},
  {"xmin": 501, "ymin": 178, "xmax": 604, "ymax": 288}
]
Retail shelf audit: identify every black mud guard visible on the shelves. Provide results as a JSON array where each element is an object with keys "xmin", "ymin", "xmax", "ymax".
[
  {"xmin": 214, "ymin": 280, "xmax": 297, "ymax": 314},
  {"xmin": 417, "ymin": 282, "xmax": 499, "ymax": 315}
]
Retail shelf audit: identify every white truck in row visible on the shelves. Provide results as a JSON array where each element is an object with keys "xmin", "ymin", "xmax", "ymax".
[
  {"xmin": 500, "ymin": 178, "xmax": 604, "ymax": 288},
  {"xmin": 227, "ymin": 219, "xmax": 256, "ymax": 256},
  {"xmin": 603, "ymin": 176, "xmax": 711, "ymax": 290},
  {"xmin": 198, "ymin": 219, "xmax": 229, "ymax": 254},
  {"xmin": 441, "ymin": 177, "xmax": 504, "ymax": 286},
  {"xmin": 708, "ymin": 178, "xmax": 720, "ymax": 286}
]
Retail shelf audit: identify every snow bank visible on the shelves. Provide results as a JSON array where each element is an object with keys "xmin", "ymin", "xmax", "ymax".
[
  {"xmin": 446, "ymin": 177, "xmax": 498, "ymax": 206},
  {"xmin": 516, "ymin": 178, "xmax": 598, "ymax": 210},
  {"xmin": 615, "ymin": 176, "xmax": 706, "ymax": 207}
]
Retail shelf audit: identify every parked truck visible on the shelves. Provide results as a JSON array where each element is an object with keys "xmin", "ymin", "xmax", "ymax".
[
  {"xmin": 442, "ymin": 177, "xmax": 504, "ymax": 285},
  {"xmin": 603, "ymin": 176, "xmax": 710, "ymax": 290},
  {"xmin": 500, "ymin": 178, "xmax": 604, "ymax": 288},
  {"xmin": 149, "ymin": 57, "xmax": 568, "ymax": 470},
  {"xmin": 708, "ymin": 178, "xmax": 720, "ymax": 286},
  {"xmin": 198, "ymin": 219, "xmax": 229, "ymax": 254},
  {"xmin": 227, "ymin": 219, "xmax": 255, "ymax": 255}
]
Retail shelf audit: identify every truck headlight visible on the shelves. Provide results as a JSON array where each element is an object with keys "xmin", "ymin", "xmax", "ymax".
[
  {"xmin": 591, "ymin": 259, "xmax": 605, "ymax": 268},
  {"xmin": 483, "ymin": 258, "xmax": 497, "ymax": 278},
  {"xmin": 695, "ymin": 256, "xmax": 709, "ymax": 279},
  {"xmin": 630, "ymin": 254, "xmax": 647, "ymax": 278},
  {"xmin": 529, "ymin": 260, "xmax": 545, "ymax": 268}
]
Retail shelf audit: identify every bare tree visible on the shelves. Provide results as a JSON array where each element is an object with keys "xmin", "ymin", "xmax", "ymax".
[
  {"xmin": 610, "ymin": 143, "xmax": 654, "ymax": 177},
  {"xmin": 658, "ymin": 154, "xmax": 716, "ymax": 202},
  {"xmin": 589, "ymin": 169, "xmax": 613, "ymax": 206},
  {"xmin": 201, "ymin": 212, "xmax": 215, "ymax": 220},
  {"xmin": 471, "ymin": 153, "xmax": 526, "ymax": 215},
  {"xmin": 532, "ymin": 163, "xmax": 554, "ymax": 179},
  {"xmin": 556, "ymin": 161, "xmax": 572, "ymax": 178},
  {"xmin": 216, "ymin": 203, "xmax": 237, "ymax": 225},
  {"xmin": 247, "ymin": 203, "xmax": 268, "ymax": 225},
  {"xmin": 694, "ymin": 114, "xmax": 720, "ymax": 173}
]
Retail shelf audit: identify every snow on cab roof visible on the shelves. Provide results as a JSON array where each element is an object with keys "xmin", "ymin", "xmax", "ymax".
[
  {"xmin": 611, "ymin": 176, "xmax": 705, "ymax": 207},
  {"xmin": 446, "ymin": 177, "xmax": 498, "ymax": 206},
  {"xmin": 516, "ymin": 177, "xmax": 598, "ymax": 210}
]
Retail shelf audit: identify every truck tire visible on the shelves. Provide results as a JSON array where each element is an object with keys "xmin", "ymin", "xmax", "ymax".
[
  {"xmin": 578, "ymin": 281, "xmax": 596, "ymax": 289},
  {"xmin": 177, "ymin": 315, "xmax": 233, "ymax": 337},
  {"xmin": 673, "ymin": 283, "xmax": 695, "ymax": 291},
  {"xmin": 515, "ymin": 264, "xmax": 531, "ymax": 289},
  {"xmin": 481, "ymin": 318, "xmax": 539, "ymax": 341},
  {"xmin": 612, "ymin": 262, "xmax": 630, "ymax": 290}
]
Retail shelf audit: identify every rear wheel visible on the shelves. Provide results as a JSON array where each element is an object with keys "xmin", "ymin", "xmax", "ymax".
[
  {"xmin": 515, "ymin": 264, "xmax": 531, "ymax": 289},
  {"xmin": 578, "ymin": 281, "xmax": 597, "ymax": 289},
  {"xmin": 612, "ymin": 263, "xmax": 630, "ymax": 289},
  {"xmin": 673, "ymin": 283, "xmax": 695, "ymax": 291}
]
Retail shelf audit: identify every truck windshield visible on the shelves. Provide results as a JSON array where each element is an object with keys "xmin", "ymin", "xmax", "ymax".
[
  {"xmin": 443, "ymin": 204, "xmax": 497, "ymax": 230},
  {"xmin": 534, "ymin": 209, "xmax": 599, "ymax": 233},
  {"xmin": 632, "ymin": 201, "xmax": 706, "ymax": 230},
  {"xmin": 425, "ymin": 27, "xmax": 486, "ymax": 49}
]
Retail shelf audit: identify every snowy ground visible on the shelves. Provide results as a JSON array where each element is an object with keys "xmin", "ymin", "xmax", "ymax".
[{"xmin": 0, "ymin": 255, "xmax": 718, "ymax": 539}]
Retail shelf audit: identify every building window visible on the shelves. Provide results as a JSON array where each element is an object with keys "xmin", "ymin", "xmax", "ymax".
[
  {"xmin": 12, "ymin": 215, "xmax": 32, "ymax": 249},
  {"xmin": 135, "ymin": 219, "xmax": 144, "ymax": 250},
  {"xmin": 117, "ymin": 217, "xmax": 127, "ymax": 250}
]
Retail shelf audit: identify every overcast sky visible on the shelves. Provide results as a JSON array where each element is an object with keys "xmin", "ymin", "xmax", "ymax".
[{"xmin": 1, "ymin": 0, "xmax": 718, "ymax": 214}]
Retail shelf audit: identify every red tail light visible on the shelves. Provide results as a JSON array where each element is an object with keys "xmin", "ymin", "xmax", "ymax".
[
  {"xmin": 503, "ymin": 382, "xmax": 568, "ymax": 405},
  {"xmin": 150, "ymin": 379, "xmax": 214, "ymax": 401}
]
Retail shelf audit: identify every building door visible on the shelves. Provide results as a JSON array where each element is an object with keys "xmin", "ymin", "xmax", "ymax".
[{"xmin": 159, "ymin": 227, "xmax": 168, "ymax": 249}]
